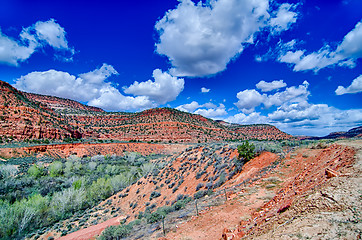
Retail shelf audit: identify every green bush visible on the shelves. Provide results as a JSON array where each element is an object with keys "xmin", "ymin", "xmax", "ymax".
[
  {"xmin": 49, "ymin": 161, "xmax": 63, "ymax": 177},
  {"xmin": 97, "ymin": 224, "xmax": 132, "ymax": 239},
  {"xmin": 87, "ymin": 178, "xmax": 113, "ymax": 204},
  {"xmin": 237, "ymin": 141, "xmax": 255, "ymax": 162},
  {"xmin": 27, "ymin": 165, "xmax": 44, "ymax": 178},
  {"xmin": 149, "ymin": 191, "xmax": 161, "ymax": 200}
]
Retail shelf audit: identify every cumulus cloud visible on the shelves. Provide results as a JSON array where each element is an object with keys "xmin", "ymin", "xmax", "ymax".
[
  {"xmin": 226, "ymin": 112, "xmax": 268, "ymax": 125},
  {"xmin": 256, "ymin": 80, "xmax": 286, "ymax": 92},
  {"xmin": 123, "ymin": 69, "xmax": 184, "ymax": 104},
  {"xmin": 14, "ymin": 63, "xmax": 118, "ymax": 102},
  {"xmin": 0, "ymin": 19, "xmax": 74, "ymax": 66},
  {"xmin": 194, "ymin": 104, "xmax": 227, "ymax": 118},
  {"xmin": 270, "ymin": 3, "xmax": 298, "ymax": 34},
  {"xmin": 278, "ymin": 19, "xmax": 362, "ymax": 72},
  {"xmin": 201, "ymin": 87, "xmax": 210, "ymax": 93},
  {"xmin": 227, "ymin": 100, "xmax": 362, "ymax": 136},
  {"xmin": 177, "ymin": 101, "xmax": 227, "ymax": 119},
  {"xmin": 155, "ymin": 0, "xmax": 298, "ymax": 77},
  {"xmin": 234, "ymin": 89, "xmax": 265, "ymax": 113},
  {"xmin": 176, "ymin": 101, "xmax": 201, "ymax": 112},
  {"xmin": 229, "ymin": 80, "xmax": 362, "ymax": 136},
  {"xmin": 335, "ymin": 75, "xmax": 362, "ymax": 95},
  {"xmin": 0, "ymin": 29, "xmax": 37, "ymax": 66},
  {"xmin": 234, "ymin": 80, "xmax": 309, "ymax": 112},
  {"xmin": 263, "ymin": 81, "xmax": 309, "ymax": 108},
  {"xmin": 14, "ymin": 66, "xmax": 183, "ymax": 111},
  {"xmin": 87, "ymin": 87, "xmax": 155, "ymax": 111}
]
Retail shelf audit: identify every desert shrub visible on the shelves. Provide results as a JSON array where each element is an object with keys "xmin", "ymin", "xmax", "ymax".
[
  {"xmin": 0, "ymin": 165, "xmax": 18, "ymax": 179},
  {"xmin": 168, "ymin": 182, "xmax": 175, "ymax": 189},
  {"xmin": 49, "ymin": 161, "xmax": 63, "ymax": 177},
  {"xmin": 195, "ymin": 170, "xmax": 206, "ymax": 179},
  {"xmin": 213, "ymin": 172, "xmax": 226, "ymax": 189},
  {"xmin": 97, "ymin": 224, "xmax": 132, "ymax": 239},
  {"xmin": 149, "ymin": 191, "xmax": 161, "ymax": 200},
  {"xmin": 109, "ymin": 173, "xmax": 131, "ymax": 192},
  {"xmin": 196, "ymin": 183, "xmax": 204, "ymax": 191},
  {"xmin": 88, "ymin": 162, "xmax": 97, "ymax": 171},
  {"xmin": 237, "ymin": 141, "xmax": 255, "ymax": 162},
  {"xmin": 194, "ymin": 190, "xmax": 207, "ymax": 199},
  {"xmin": 27, "ymin": 164, "xmax": 44, "ymax": 178},
  {"xmin": 146, "ymin": 211, "xmax": 163, "ymax": 223},
  {"xmin": 87, "ymin": 178, "xmax": 113, "ymax": 204},
  {"xmin": 252, "ymin": 141, "xmax": 283, "ymax": 154},
  {"xmin": 172, "ymin": 196, "xmax": 191, "ymax": 211},
  {"xmin": 140, "ymin": 163, "xmax": 155, "ymax": 176},
  {"xmin": 51, "ymin": 187, "xmax": 87, "ymax": 220}
]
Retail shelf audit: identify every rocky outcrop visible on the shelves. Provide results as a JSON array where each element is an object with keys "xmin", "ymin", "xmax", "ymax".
[{"xmin": 0, "ymin": 81, "xmax": 80, "ymax": 141}]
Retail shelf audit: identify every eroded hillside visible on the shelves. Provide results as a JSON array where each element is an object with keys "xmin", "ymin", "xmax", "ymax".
[
  {"xmin": 0, "ymin": 80, "xmax": 292, "ymax": 143},
  {"xmin": 32, "ymin": 140, "xmax": 361, "ymax": 240}
]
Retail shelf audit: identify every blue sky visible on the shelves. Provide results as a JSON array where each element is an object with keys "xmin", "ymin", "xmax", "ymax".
[{"xmin": 0, "ymin": 0, "xmax": 361, "ymax": 136}]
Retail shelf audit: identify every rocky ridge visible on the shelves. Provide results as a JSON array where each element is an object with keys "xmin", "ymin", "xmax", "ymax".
[{"xmin": 0, "ymin": 80, "xmax": 291, "ymax": 143}]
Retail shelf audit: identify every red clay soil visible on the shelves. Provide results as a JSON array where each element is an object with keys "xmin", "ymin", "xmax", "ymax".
[
  {"xmin": 36, "ymin": 141, "xmax": 360, "ymax": 240},
  {"xmin": 46, "ymin": 150, "xmax": 278, "ymax": 240},
  {"xmin": 162, "ymin": 143, "xmax": 358, "ymax": 240},
  {"xmin": 57, "ymin": 217, "xmax": 120, "ymax": 240},
  {"xmin": 0, "ymin": 142, "xmax": 188, "ymax": 159},
  {"xmin": 220, "ymin": 142, "xmax": 359, "ymax": 240}
]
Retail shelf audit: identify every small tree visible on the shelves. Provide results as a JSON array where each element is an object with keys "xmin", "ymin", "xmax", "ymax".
[
  {"xmin": 49, "ymin": 161, "xmax": 63, "ymax": 177},
  {"xmin": 237, "ymin": 141, "xmax": 255, "ymax": 162}
]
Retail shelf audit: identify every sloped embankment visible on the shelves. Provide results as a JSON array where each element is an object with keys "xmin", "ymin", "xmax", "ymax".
[
  {"xmin": 39, "ymin": 143, "xmax": 254, "ymax": 239},
  {"xmin": 221, "ymin": 140, "xmax": 361, "ymax": 240}
]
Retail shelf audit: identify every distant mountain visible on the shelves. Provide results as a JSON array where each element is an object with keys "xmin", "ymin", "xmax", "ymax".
[
  {"xmin": 320, "ymin": 126, "xmax": 362, "ymax": 139},
  {"xmin": 0, "ymin": 80, "xmax": 292, "ymax": 142}
]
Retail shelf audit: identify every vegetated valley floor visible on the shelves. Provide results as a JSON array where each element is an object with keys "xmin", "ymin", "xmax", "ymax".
[{"xmin": 28, "ymin": 139, "xmax": 361, "ymax": 240}]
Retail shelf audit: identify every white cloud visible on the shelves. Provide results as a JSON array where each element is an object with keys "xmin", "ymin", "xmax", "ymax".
[
  {"xmin": 0, "ymin": 19, "xmax": 74, "ymax": 66},
  {"xmin": 15, "ymin": 66, "xmax": 185, "ymax": 111},
  {"xmin": 155, "ymin": 0, "xmax": 298, "ymax": 77},
  {"xmin": 264, "ymin": 81, "xmax": 309, "ymax": 108},
  {"xmin": 194, "ymin": 104, "xmax": 227, "ymax": 118},
  {"xmin": 278, "ymin": 50, "xmax": 304, "ymax": 64},
  {"xmin": 256, "ymin": 80, "xmax": 286, "ymax": 92},
  {"xmin": 230, "ymin": 81, "xmax": 362, "ymax": 136},
  {"xmin": 0, "ymin": 29, "xmax": 37, "ymax": 66},
  {"xmin": 176, "ymin": 101, "xmax": 201, "ymax": 112},
  {"xmin": 32, "ymin": 19, "xmax": 71, "ymax": 50},
  {"xmin": 177, "ymin": 101, "xmax": 227, "ymax": 119},
  {"xmin": 123, "ymin": 69, "xmax": 184, "ymax": 104},
  {"xmin": 227, "ymin": 101, "xmax": 362, "ymax": 136},
  {"xmin": 234, "ymin": 81, "xmax": 309, "ymax": 112},
  {"xmin": 270, "ymin": 3, "xmax": 298, "ymax": 34},
  {"xmin": 14, "ymin": 64, "xmax": 158, "ymax": 111},
  {"xmin": 278, "ymin": 19, "xmax": 362, "ymax": 72},
  {"xmin": 14, "ymin": 63, "xmax": 118, "ymax": 102},
  {"xmin": 268, "ymin": 102, "xmax": 362, "ymax": 136},
  {"xmin": 87, "ymin": 87, "xmax": 155, "ymax": 111},
  {"xmin": 201, "ymin": 87, "xmax": 210, "ymax": 93},
  {"xmin": 79, "ymin": 64, "xmax": 118, "ymax": 84},
  {"xmin": 234, "ymin": 89, "xmax": 265, "ymax": 113},
  {"xmin": 335, "ymin": 75, "xmax": 362, "ymax": 95},
  {"xmin": 226, "ymin": 112, "xmax": 268, "ymax": 125}
]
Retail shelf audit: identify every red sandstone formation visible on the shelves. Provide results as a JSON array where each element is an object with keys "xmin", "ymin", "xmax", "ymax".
[{"xmin": 0, "ymin": 80, "xmax": 292, "ymax": 143}]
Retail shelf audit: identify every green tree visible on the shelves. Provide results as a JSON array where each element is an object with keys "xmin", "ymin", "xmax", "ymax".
[
  {"xmin": 49, "ymin": 161, "xmax": 63, "ymax": 177},
  {"xmin": 237, "ymin": 141, "xmax": 255, "ymax": 162},
  {"xmin": 27, "ymin": 165, "xmax": 43, "ymax": 178}
]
